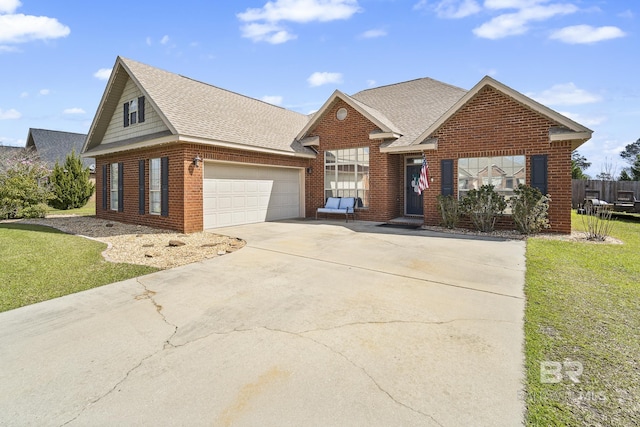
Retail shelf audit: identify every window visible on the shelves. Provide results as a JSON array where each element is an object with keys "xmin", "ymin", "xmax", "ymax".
[
  {"xmin": 458, "ymin": 155, "xmax": 525, "ymax": 201},
  {"xmin": 324, "ymin": 147, "xmax": 369, "ymax": 207},
  {"xmin": 149, "ymin": 158, "xmax": 161, "ymax": 215},
  {"xmin": 124, "ymin": 96, "xmax": 145, "ymax": 127},
  {"xmin": 110, "ymin": 163, "xmax": 119, "ymax": 211}
]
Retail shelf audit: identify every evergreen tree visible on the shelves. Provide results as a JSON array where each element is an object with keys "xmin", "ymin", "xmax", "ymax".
[{"xmin": 49, "ymin": 150, "xmax": 95, "ymax": 210}]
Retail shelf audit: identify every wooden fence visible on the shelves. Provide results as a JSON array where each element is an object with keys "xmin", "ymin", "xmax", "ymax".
[{"xmin": 572, "ymin": 179, "xmax": 640, "ymax": 208}]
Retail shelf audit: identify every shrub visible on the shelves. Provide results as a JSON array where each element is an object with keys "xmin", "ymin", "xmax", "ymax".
[
  {"xmin": 459, "ymin": 185, "xmax": 507, "ymax": 232},
  {"xmin": 509, "ymin": 184, "xmax": 550, "ymax": 234},
  {"xmin": 581, "ymin": 204, "xmax": 615, "ymax": 241},
  {"xmin": 0, "ymin": 152, "xmax": 52, "ymax": 219},
  {"xmin": 437, "ymin": 194, "xmax": 460, "ymax": 229},
  {"xmin": 49, "ymin": 150, "xmax": 95, "ymax": 210}
]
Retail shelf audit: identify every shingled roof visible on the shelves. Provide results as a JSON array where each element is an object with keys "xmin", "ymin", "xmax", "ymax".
[
  {"xmin": 84, "ymin": 57, "xmax": 313, "ymax": 156},
  {"xmin": 350, "ymin": 78, "xmax": 468, "ymax": 148},
  {"xmin": 26, "ymin": 128, "xmax": 94, "ymax": 169}
]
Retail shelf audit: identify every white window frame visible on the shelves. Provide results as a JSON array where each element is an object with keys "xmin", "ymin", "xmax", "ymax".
[
  {"xmin": 110, "ymin": 163, "xmax": 118, "ymax": 211},
  {"xmin": 128, "ymin": 99, "xmax": 138, "ymax": 125},
  {"xmin": 149, "ymin": 158, "xmax": 161, "ymax": 215},
  {"xmin": 324, "ymin": 147, "xmax": 370, "ymax": 208}
]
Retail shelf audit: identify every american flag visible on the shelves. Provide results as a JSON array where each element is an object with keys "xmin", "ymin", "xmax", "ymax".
[{"xmin": 417, "ymin": 156, "xmax": 430, "ymax": 195}]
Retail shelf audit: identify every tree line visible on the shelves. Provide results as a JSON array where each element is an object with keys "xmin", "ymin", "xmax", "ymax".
[{"xmin": 573, "ymin": 138, "xmax": 640, "ymax": 181}]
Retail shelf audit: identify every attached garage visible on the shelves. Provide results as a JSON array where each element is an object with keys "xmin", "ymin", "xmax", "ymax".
[{"xmin": 203, "ymin": 162, "xmax": 304, "ymax": 229}]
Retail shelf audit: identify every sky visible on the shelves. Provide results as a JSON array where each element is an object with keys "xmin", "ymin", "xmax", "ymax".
[{"xmin": 0, "ymin": 0, "xmax": 637, "ymax": 177}]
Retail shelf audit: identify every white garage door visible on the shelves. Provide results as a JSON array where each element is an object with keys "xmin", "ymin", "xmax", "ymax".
[{"xmin": 203, "ymin": 162, "xmax": 302, "ymax": 229}]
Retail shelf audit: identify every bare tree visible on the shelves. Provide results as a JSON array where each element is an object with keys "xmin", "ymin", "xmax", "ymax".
[{"xmin": 595, "ymin": 157, "xmax": 618, "ymax": 181}]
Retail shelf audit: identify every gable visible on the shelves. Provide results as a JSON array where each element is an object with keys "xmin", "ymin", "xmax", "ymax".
[
  {"xmin": 433, "ymin": 85, "xmax": 560, "ymax": 147},
  {"xmin": 102, "ymin": 77, "xmax": 169, "ymax": 145},
  {"xmin": 306, "ymin": 98, "xmax": 381, "ymax": 146}
]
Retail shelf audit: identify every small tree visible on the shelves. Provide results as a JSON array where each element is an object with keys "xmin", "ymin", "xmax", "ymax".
[
  {"xmin": 0, "ymin": 151, "xmax": 52, "ymax": 219},
  {"xmin": 571, "ymin": 151, "xmax": 591, "ymax": 179},
  {"xmin": 459, "ymin": 185, "xmax": 507, "ymax": 232},
  {"xmin": 509, "ymin": 185, "xmax": 550, "ymax": 234},
  {"xmin": 49, "ymin": 150, "xmax": 95, "ymax": 210}
]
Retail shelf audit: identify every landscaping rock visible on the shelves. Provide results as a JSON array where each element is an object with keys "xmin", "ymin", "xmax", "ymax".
[
  {"xmin": 142, "ymin": 244, "xmax": 154, "ymax": 248},
  {"xmin": 106, "ymin": 223, "xmax": 114, "ymax": 227},
  {"xmin": 168, "ymin": 240, "xmax": 186, "ymax": 247},
  {"xmin": 217, "ymin": 250, "xmax": 226, "ymax": 256}
]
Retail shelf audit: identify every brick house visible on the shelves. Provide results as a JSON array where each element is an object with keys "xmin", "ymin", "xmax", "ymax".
[{"xmin": 82, "ymin": 57, "xmax": 592, "ymax": 233}]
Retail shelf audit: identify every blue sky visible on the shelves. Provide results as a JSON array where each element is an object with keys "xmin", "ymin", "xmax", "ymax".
[{"xmin": 0, "ymin": 0, "xmax": 637, "ymax": 177}]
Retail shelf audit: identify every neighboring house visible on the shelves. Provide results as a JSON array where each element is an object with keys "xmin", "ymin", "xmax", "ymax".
[
  {"xmin": 26, "ymin": 128, "xmax": 94, "ymax": 172},
  {"xmin": 82, "ymin": 57, "xmax": 592, "ymax": 233}
]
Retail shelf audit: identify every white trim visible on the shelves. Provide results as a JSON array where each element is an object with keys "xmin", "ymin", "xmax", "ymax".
[
  {"xmin": 380, "ymin": 140, "xmax": 438, "ymax": 153},
  {"xmin": 550, "ymin": 131, "xmax": 591, "ymax": 142},
  {"xmin": 84, "ymin": 134, "xmax": 317, "ymax": 159},
  {"xmin": 369, "ymin": 132, "xmax": 401, "ymax": 140}
]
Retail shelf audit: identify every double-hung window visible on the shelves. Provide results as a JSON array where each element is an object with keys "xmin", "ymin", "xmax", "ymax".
[
  {"xmin": 458, "ymin": 155, "xmax": 526, "ymax": 209},
  {"xmin": 149, "ymin": 158, "xmax": 161, "ymax": 215},
  {"xmin": 124, "ymin": 96, "xmax": 145, "ymax": 127},
  {"xmin": 324, "ymin": 147, "xmax": 369, "ymax": 207}
]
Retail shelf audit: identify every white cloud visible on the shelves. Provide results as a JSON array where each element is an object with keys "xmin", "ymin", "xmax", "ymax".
[
  {"xmin": 549, "ymin": 25, "xmax": 626, "ymax": 44},
  {"xmin": 558, "ymin": 111, "xmax": 606, "ymax": 127},
  {"xmin": 19, "ymin": 91, "xmax": 27, "ymax": 98},
  {"xmin": 94, "ymin": 68, "xmax": 112, "ymax": 80},
  {"xmin": 473, "ymin": 3, "xmax": 577, "ymax": 39},
  {"xmin": 0, "ymin": 108, "xmax": 21, "ymax": 120},
  {"xmin": 366, "ymin": 79, "xmax": 376, "ymax": 87},
  {"xmin": 63, "ymin": 107, "xmax": 85, "ymax": 115},
  {"xmin": 437, "ymin": 0, "xmax": 481, "ymax": 18},
  {"xmin": 0, "ymin": 0, "xmax": 20, "ymax": 14},
  {"xmin": 146, "ymin": 36, "xmax": 152, "ymax": 46},
  {"xmin": 237, "ymin": 0, "xmax": 361, "ymax": 43},
  {"xmin": 483, "ymin": 0, "xmax": 547, "ymax": 10},
  {"xmin": 39, "ymin": 89, "xmax": 50, "ymax": 96},
  {"xmin": 240, "ymin": 22, "xmax": 297, "ymax": 44},
  {"xmin": 0, "ymin": 13, "xmax": 70, "ymax": 44},
  {"xmin": 414, "ymin": 0, "xmax": 481, "ymax": 18},
  {"xmin": 359, "ymin": 29, "xmax": 387, "ymax": 38},
  {"xmin": 262, "ymin": 95, "xmax": 284, "ymax": 105},
  {"xmin": 528, "ymin": 83, "xmax": 601, "ymax": 106},
  {"xmin": 160, "ymin": 35, "xmax": 170, "ymax": 45},
  {"xmin": 308, "ymin": 71, "xmax": 343, "ymax": 87}
]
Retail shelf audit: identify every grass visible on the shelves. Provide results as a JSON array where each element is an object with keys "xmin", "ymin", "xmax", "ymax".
[
  {"xmin": 0, "ymin": 223, "xmax": 157, "ymax": 312},
  {"xmin": 525, "ymin": 211, "xmax": 640, "ymax": 426},
  {"xmin": 47, "ymin": 198, "xmax": 96, "ymax": 216}
]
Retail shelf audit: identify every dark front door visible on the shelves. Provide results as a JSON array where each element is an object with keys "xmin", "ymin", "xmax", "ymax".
[{"xmin": 406, "ymin": 164, "xmax": 424, "ymax": 215}]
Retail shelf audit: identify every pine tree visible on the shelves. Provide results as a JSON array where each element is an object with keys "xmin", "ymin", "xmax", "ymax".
[{"xmin": 49, "ymin": 150, "xmax": 95, "ymax": 209}]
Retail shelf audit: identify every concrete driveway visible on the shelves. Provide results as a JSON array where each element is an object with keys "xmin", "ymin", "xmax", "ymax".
[{"xmin": 0, "ymin": 221, "xmax": 526, "ymax": 426}]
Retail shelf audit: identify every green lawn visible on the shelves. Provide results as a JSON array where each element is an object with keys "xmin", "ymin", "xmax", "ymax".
[
  {"xmin": 0, "ymin": 223, "xmax": 157, "ymax": 312},
  {"xmin": 525, "ymin": 212, "xmax": 640, "ymax": 426},
  {"xmin": 47, "ymin": 198, "xmax": 96, "ymax": 216}
]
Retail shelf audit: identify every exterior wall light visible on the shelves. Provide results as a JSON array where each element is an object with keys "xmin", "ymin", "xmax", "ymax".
[{"xmin": 193, "ymin": 155, "xmax": 202, "ymax": 167}]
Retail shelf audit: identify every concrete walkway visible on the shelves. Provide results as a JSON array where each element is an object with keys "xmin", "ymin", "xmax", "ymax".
[{"xmin": 0, "ymin": 221, "xmax": 526, "ymax": 426}]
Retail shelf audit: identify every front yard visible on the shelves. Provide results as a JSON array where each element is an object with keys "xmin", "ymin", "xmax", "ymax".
[
  {"xmin": 0, "ymin": 223, "xmax": 157, "ymax": 312},
  {"xmin": 525, "ymin": 212, "xmax": 640, "ymax": 425}
]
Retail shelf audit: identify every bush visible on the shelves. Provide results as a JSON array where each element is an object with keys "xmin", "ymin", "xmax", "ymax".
[
  {"xmin": 437, "ymin": 195, "xmax": 460, "ymax": 229},
  {"xmin": 49, "ymin": 151, "xmax": 95, "ymax": 210},
  {"xmin": 581, "ymin": 204, "xmax": 615, "ymax": 241},
  {"xmin": 509, "ymin": 184, "xmax": 550, "ymax": 234},
  {"xmin": 0, "ymin": 153, "xmax": 52, "ymax": 219},
  {"xmin": 459, "ymin": 185, "xmax": 507, "ymax": 232}
]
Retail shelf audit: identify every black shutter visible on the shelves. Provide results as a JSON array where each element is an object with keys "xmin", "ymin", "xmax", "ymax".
[
  {"xmin": 441, "ymin": 159, "xmax": 454, "ymax": 196},
  {"xmin": 139, "ymin": 160, "xmax": 145, "ymax": 215},
  {"xmin": 118, "ymin": 162, "xmax": 124, "ymax": 212},
  {"xmin": 138, "ymin": 96, "xmax": 145, "ymax": 123},
  {"xmin": 531, "ymin": 155, "xmax": 548, "ymax": 195},
  {"xmin": 161, "ymin": 157, "xmax": 169, "ymax": 217},
  {"xmin": 123, "ymin": 102, "xmax": 129, "ymax": 127},
  {"xmin": 102, "ymin": 164, "xmax": 107, "ymax": 210}
]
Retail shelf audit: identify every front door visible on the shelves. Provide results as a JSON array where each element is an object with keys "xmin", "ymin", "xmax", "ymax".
[{"xmin": 406, "ymin": 163, "xmax": 424, "ymax": 216}]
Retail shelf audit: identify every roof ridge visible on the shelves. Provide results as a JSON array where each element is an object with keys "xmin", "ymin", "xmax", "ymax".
[{"xmin": 353, "ymin": 77, "xmax": 467, "ymax": 96}]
